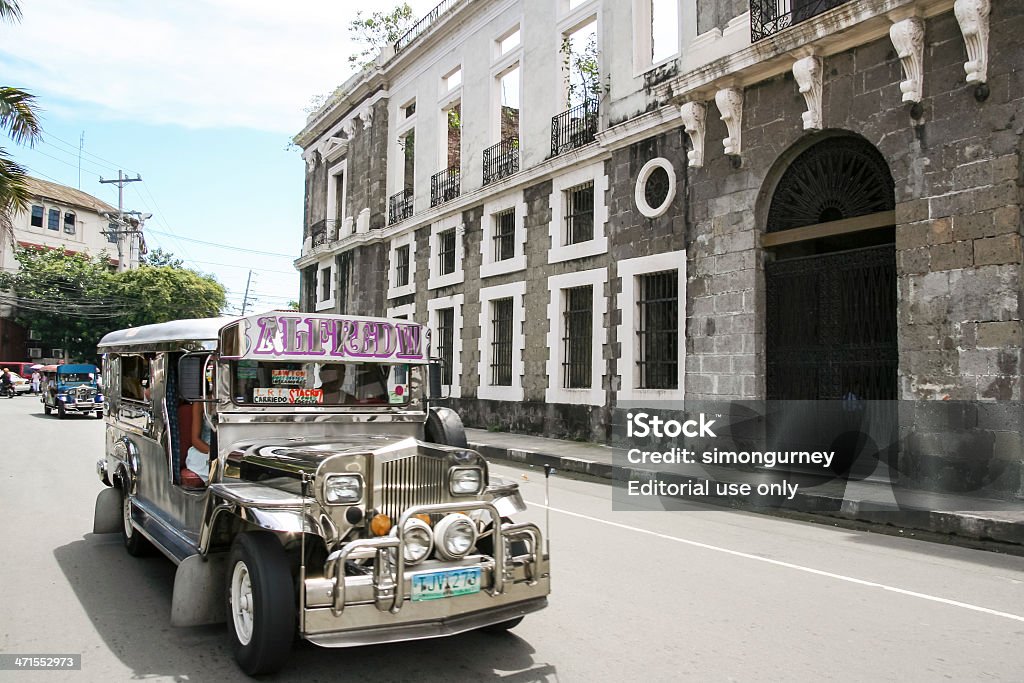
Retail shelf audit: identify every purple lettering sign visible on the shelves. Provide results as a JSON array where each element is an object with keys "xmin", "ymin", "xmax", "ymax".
[{"xmin": 245, "ymin": 314, "xmax": 425, "ymax": 362}]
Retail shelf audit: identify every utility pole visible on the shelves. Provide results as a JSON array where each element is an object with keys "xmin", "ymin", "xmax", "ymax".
[
  {"xmin": 240, "ymin": 270, "xmax": 254, "ymax": 315},
  {"xmin": 77, "ymin": 132, "xmax": 84, "ymax": 189},
  {"xmin": 99, "ymin": 170, "xmax": 143, "ymax": 271}
]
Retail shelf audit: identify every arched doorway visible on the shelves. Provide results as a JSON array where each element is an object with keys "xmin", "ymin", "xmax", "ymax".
[{"xmin": 763, "ymin": 135, "xmax": 897, "ymax": 401}]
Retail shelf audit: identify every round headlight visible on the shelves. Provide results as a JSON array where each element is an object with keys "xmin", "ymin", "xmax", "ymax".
[
  {"xmin": 433, "ymin": 513, "xmax": 477, "ymax": 560},
  {"xmin": 323, "ymin": 474, "xmax": 362, "ymax": 504},
  {"xmin": 449, "ymin": 467, "xmax": 482, "ymax": 495},
  {"xmin": 398, "ymin": 517, "xmax": 433, "ymax": 565}
]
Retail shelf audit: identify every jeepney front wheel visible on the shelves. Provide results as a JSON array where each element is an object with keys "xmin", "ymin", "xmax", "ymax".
[
  {"xmin": 481, "ymin": 616, "xmax": 524, "ymax": 633},
  {"xmin": 226, "ymin": 532, "xmax": 295, "ymax": 676},
  {"xmin": 57, "ymin": 402, "xmax": 66, "ymax": 419}
]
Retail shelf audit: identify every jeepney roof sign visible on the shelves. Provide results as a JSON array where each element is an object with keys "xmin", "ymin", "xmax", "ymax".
[{"xmin": 234, "ymin": 312, "xmax": 428, "ymax": 364}]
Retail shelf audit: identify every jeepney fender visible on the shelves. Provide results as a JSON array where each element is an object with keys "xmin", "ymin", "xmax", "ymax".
[
  {"xmin": 170, "ymin": 553, "xmax": 227, "ymax": 626},
  {"xmin": 93, "ymin": 487, "xmax": 122, "ymax": 534},
  {"xmin": 201, "ymin": 493, "xmax": 328, "ymax": 556}
]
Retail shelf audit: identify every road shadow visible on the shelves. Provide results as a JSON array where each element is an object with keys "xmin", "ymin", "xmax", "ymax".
[{"xmin": 55, "ymin": 534, "xmax": 557, "ymax": 681}]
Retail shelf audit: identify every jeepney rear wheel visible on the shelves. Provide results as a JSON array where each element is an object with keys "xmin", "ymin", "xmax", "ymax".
[
  {"xmin": 480, "ymin": 616, "xmax": 524, "ymax": 633},
  {"xmin": 120, "ymin": 485, "xmax": 150, "ymax": 556},
  {"xmin": 226, "ymin": 532, "xmax": 295, "ymax": 676}
]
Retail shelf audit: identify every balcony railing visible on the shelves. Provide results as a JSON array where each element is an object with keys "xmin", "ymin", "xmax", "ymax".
[
  {"xmin": 309, "ymin": 219, "xmax": 329, "ymax": 248},
  {"xmin": 394, "ymin": 0, "xmax": 460, "ymax": 54},
  {"xmin": 482, "ymin": 136, "xmax": 519, "ymax": 186},
  {"xmin": 551, "ymin": 99, "xmax": 599, "ymax": 158},
  {"xmin": 431, "ymin": 166, "xmax": 461, "ymax": 207},
  {"xmin": 750, "ymin": 0, "xmax": 852, "ymax": 42},
  {"xmin": 388, "ymin": 188, "xmax": 414, "ymax": 225}
]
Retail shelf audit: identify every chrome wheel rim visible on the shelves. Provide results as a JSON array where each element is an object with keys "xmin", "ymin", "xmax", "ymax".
[
  {"xmin": 231, "ymin": 561, "xmax": 254, "ymax": 646},
  {"xmin": 122, "ymin": 493, "xmax": 133, "ymax": 538}
]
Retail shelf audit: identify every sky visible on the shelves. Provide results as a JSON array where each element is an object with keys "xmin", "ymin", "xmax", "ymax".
[{"xmin": 0, "ymin": 0, "xmax": 437, "ymax": 314}]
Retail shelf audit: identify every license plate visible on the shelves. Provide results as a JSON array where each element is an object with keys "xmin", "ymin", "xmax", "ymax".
[{"xmin": 411, "ymin": 567, "xmax": 482, "ymax": 601}]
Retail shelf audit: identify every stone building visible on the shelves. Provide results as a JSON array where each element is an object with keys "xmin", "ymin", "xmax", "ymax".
[{"xmin": 294, "ymin": 0, "xmax": 1022, "ymax": 496}]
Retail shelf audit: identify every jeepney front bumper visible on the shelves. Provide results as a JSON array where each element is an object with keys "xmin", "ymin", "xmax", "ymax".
[{"xmin": 300, "ymin": 501, "xmax": 550, "ymax": 647}]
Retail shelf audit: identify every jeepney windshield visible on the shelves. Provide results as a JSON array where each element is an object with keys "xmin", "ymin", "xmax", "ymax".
[
  {"xmin": 59, "ymin": 373, "xmax": 95, "ymax": 383},
  {"xmin": 231, "ymin": 360, "xmax": 413, "ymax": 406}
]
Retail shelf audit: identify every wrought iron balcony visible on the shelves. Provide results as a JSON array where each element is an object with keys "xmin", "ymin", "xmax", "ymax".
[
  {"xmin": 431, "ymin": 166, "xmax": 460, "ymax": 207},
  {"xmin": 309, "ymin": 219, "xmax": 329, "ymax": 248},
  {"xmin": 388, "ymin": 188, "xmax": 414, "ymax": 225},
  {"xmin": 551, "ymin": 99, "xmax": 599, "ymax": 157},
  {"xmin": 394, "ymin": 0, "xmax": 459, "ymax": 53},
  {"xmin": 750, "ymin": 0, "xmax": 853, "ymax": 42},
  {"xmin": 482, "ymin": 136, "xmax": 519, "ymax": 186}
]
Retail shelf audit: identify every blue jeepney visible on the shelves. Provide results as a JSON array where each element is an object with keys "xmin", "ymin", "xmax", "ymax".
[{"xmin": 43, "ymin": 363, "xmax": 104, "ymax": 418}]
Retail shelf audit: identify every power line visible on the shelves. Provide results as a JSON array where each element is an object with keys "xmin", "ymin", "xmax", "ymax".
[{"xmin": 145, "ymin": 229, "xmax": 297, "ymax": 258}]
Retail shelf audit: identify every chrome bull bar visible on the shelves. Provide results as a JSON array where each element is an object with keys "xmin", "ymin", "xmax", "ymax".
[{"xmin": 324, "ymin": 500, "xmax": 543, "ymax": 618}]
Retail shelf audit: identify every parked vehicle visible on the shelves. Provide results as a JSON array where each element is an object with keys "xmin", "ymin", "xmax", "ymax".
[
  {"xmin": 7, "ymin": 372, "xmax": 31, "ymax": 395},
  {"xmin": 0, "ymin": 361, "xmax": 37, "ymax": 378},
  {"xmin": 42, "ymin": 363, "xmax": 103, "ymax": 418},
  {"xmin": 93, "ymin": 311, "xmax": 549, "ymax": 675}
]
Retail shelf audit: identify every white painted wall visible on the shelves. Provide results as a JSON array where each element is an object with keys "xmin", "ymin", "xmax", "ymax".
[{"xmin": 1, "ymin": 199, "xmax": 126, "ymax": 275}]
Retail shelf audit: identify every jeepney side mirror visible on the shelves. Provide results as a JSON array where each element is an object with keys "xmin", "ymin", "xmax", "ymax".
[{"xmin": 178, "ymin": 354, "xmax": 211, "ymax": 402}]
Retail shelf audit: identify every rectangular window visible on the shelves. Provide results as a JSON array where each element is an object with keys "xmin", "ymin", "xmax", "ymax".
[
  {"xmin": 499, "ymin": 27, "xmax": 520, "ymax": 55},
  {"xmin": 121, "ymin": 354, "xmax": 151, "ymax": 404},
  {"xmin": 401, "ymin": 130, "xmax": 415, "ymax": 192},
  {"xmin": 493, "ymin": 209, "xmax": 516, "ymax": 262},
  {"xmin": 438, "ymin": 228, "xmax": 456, "ymax": 275},
  {"xmin": 636, "ymin": 270, "xmax": 678, "ymax": 389},
  {"xmin": 403, "ymin": 100, "xmax": 416, "ymax": 118},
  {"xmin": 436, "ymin": 306, "xmax": 455, "ymax": 385},
  {"xmin": 445, "ymin": 67, "xmax": 462, "ymax": 91},
  {"xmin": 63, "ymin": 212, "xmax": 76, "ymax": 234},
  {"xmin": 651, "ymin": 0, "xmax": 679, "ymax": 63},
  {"xmin": 107, "ymin": 222, "xmax": 119, "ymax": 244},
  {"xmin": 445, "ymin": 102, "xmax": 461, "ymax": 169},
  {"xmin": 395, "ymin": 244, "xmax": 410, "ymax": 287},
  {"xmin": 562, "ymin": 285, "xmax": 593, "ymax": 388},
  {"xmin": 31, "ymin": 205, "xmax": 43, "ymax": 227},
  {"xmin": 565, "ymin": 182, "xmax": 594, "ymax": 244},
  {"xmin": 499, "ymin": 65, "xmax": 520, "ymax": 141},
  {"xmin": 320, "ymin": 267, "xmax": 331, "ymax": 302},
  {"xmin": 47, "ymin": 208, "xmax": 59, "ymax": 230},
  {"xmin": 490, "ymin": 297, "xmax": 514, "ymax": 386}
]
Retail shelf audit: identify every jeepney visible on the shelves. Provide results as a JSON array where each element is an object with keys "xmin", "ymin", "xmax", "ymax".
[
  {"xmin": 43, "ymin": 363, "xmax": 103, "ymax": 418},
  {"xmin": 93, "ymin": 312, "xmax": 549, "ymax": 675}
]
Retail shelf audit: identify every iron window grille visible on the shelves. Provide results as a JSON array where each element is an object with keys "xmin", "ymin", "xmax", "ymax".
[
  {"xmin": 493, "ymin": 209, "xmax": 516, "ymax": 262},
  {"xmin": 550, "ymin": 99, "xmax": 599, "ymax": 157},
  {"xmin": 107, "ymin": 223, "xmax": 118, "ymax": 243},
  {"xmin": 309, "ymin": 219, "xmax": 328, "ymax": 248},
  {"xmin": 436, "ymin": 307, "xmax": 455, "ymax": 385},
  {"xmin": 482, "ymin": 136, "xmax": 519, "ymax": 186},
  {"xmin": 490, "ymin": 297, "xmax": 514, "ymax": 386},
  {"xmin": 431, "ymin": 166, "xmax": 460, "ymax": 207},
  {"xmin": 750, "ymin": 0, "xmax": 852, "ymax": 42},
  {"xmin": 30, "ymin": 205, "xmax": 43, "ymax": 227},
  {"xmin": 47, "ymin": 208, "xmax": 59, "ymax": 230},
  {"xmin": 63, "ymin": 212, "xmax": 76, "ymax": 234},
  {"xmin": 636, "ymin": 270, "xmax": 678, "ymax": 390},
  {"xmin": 388, "ymin": 188, "xmax": 414, "ymax": 225},
  {"xmin": 395, "ymin": 244, "xmax": 410, "ymax": 287},
  {"xmin": 438, "ymin": 228, "xmax": 456, "ymax": 275},
  {"xmin": 565, "ymin": 182, "xmax": 595, "ymax": 245},
  {"xmin": 562, "ymin": 285, "xmax": 593, "ymax": 389}
]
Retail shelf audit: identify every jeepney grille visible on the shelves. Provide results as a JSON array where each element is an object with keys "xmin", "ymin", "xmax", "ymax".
[
  {"xmin": 379, "ymin": 456, "xmax": 447, "ymax": 520},
  {"xmin": 73, "ymin": 387, "xmax": 94, "ymax": 400}
]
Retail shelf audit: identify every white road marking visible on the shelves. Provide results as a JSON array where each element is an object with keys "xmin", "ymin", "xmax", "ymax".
[{"xmin": 526, "ymin": 500, "xmax": 1024, "ymax": 624}]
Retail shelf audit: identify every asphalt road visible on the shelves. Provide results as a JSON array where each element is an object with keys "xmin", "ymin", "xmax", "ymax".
[{"xmin": 1, "ymin": 395, "xmax": 1022, "ymax": 682}]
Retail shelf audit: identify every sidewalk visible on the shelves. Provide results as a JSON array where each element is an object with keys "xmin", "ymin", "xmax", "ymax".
[{"xmin": 467, "ymin": 428, "xmax": 1024, "ymax": 549}]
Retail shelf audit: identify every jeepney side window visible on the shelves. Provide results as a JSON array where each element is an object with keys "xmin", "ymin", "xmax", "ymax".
[
  {"xmin": 121, "ymin": 354, "xmax": 152, "ymax": 404},
  {"xmin": 105, "ymin": 356, "xmax": 121, "ymax": 407}
]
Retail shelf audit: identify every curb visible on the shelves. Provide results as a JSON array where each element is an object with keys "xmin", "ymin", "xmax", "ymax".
[{"xmin": 472, "ymin": 442, "xmax": 1024, "ymax": 548}]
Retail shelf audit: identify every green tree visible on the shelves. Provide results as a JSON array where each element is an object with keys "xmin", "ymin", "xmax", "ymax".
[
  {"xmin": 142, "ymin": 247, "xmax": 184, "ymax": 268},
  {"xmin": 113, "ymin": 265, "xmax": 226, "ymax": 330},
  {"xmin": 560, "ymin": 32, "xmax": 604, "ymax": 108},
  {"xmin": 0, "ymin": 1, "xmax": 43, "ymax": 243},
  {"xmin": 348, "ymin": 3, "xmax": 416, "ymax": 67}
]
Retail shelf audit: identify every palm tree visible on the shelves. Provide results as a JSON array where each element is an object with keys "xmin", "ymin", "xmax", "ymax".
[{"xmin": 0, "ymin": 0, "xmax": 43, "ymax": 242}]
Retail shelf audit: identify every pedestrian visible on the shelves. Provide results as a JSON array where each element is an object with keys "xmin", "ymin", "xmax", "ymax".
[{"xmin": 31, "ymin": 370, "xmax": 40, "ymax": 395}]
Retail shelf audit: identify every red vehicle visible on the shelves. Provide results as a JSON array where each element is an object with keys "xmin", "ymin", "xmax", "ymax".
[{"xmin": 0, "ymin": 362, "xmax": 37, "ymax": 379}]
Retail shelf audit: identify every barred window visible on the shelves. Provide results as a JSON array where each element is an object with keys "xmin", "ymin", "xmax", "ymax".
[
  {"xmin": 107, "ymin": 222, "xmax": 118, "ymax": 244},
  {"xmin": 395, "ymin": 244, "xmax": 410, "ymax": 287},
  {"xmin": 47, "ymin": 208, "xmax": 59, "ymax": 230},
  {"xmin": 490, "ymin": 297, "xmax": 513, "ymax": 386},
  {"xmin": 637, "ymin": 270, "xmax": 678, "ymax": 389},
  {"xmin": 319, "ymin": 267, "xmax": 331, "ymax": 302},
  {"xmin": 436, "ymin": 307, "xmax": 455, "ymax": 385},
  {"xmin": 565, "ymin": 182, "xmax": 594, "ymax": 245},
  {"xmin": 438, "ymin": 228, "xmax": 456, "ymax": 275},
  {"xmin": 31, "ymin": 205, "xmax": 43, "ymax": 227},
  {"xmin": 493, "ymin": 209, "xmax": 515, "ymax": 262},
  {"xmin": 562, "ymin": 285, "xmax": 592, "ymax": 388},
  {"xmin": 64, "ymin": 211, "xmax": 76, "ymax": 234}
]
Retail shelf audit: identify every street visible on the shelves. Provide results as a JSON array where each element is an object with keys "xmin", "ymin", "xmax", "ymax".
[{"xmin": 1, "ymin": 395, "xmax": 1022, "ymax": 682}]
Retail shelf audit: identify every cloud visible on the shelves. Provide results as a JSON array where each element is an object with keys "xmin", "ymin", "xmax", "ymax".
[{"xmin": 0, "ymin": 0, "xmax": 437, "ymax": 134}]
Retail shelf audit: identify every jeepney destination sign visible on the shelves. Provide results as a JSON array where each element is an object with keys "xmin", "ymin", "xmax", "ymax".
[{"xmin": 240, "ymin": 313, "xmax": 426, "ymax": 362}]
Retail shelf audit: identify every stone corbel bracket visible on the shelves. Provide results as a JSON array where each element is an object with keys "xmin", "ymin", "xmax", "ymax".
[
  {"xmin": 358, "ymin": 102, "xmax": 375, "ymax": 127},
  {"xmin": 792, "ymin": 55, "xmax": 823, "ymax": 130},
  {"xmin": 954, "ymin": 0, "xmax": 991, "ymax": 84},
  {"xmin": 714, "ymin": 87, "xmax": 744, "ymax": 157},
  {"xmin": 678, "ymin": 101, "xmax": 707, "ymax": 167},
  {"xmin": 889, "ymin": 17, "xmax": 925, "ymax": 103}
]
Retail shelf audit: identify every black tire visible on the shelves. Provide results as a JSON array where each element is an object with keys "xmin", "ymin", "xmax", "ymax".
[
  {"xmin": 43, "ymin": 404, "xmax": 51, "ymax": 415},
  {"xmin": 226, "ymin": 532, "xmax": 295, "ymax": 676},
  {"xmin": 95, "ymin": 410, "xmax": 104, "ymax": 419},
  {"xmin": 120, "ymin": 485, "xmax": 150, "ymax": 557},
  {"xmin": 57, "ymin": 403, "xmax": 66, "ymax": 419},
  {"xmin": 481, "ymin": 616, "xmax": 524, "ymax": 633}
]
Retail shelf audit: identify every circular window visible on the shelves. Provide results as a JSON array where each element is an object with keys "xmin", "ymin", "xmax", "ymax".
[{"xmin": 635, "ymin": 158, "xmax": 676, "ymax": 218}]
